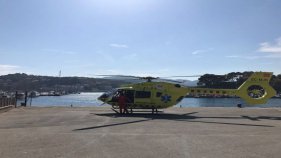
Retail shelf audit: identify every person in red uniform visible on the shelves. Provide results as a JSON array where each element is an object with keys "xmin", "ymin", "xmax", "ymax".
[{"xmin": 118, "ymin": 92, "xmax": 128, "ymax": 114}]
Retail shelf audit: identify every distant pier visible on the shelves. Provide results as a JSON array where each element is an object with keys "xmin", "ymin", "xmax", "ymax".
[{"xmin": 0, "ymin": 97, "xmax": 16, "ymax": 111}]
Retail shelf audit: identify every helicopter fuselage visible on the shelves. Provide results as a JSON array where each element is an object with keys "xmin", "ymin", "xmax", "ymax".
[
  {"xmin": 98, "ymin": 72, "xmax": 276, "ymax": 110},
  {"xmin": 98, "ymin": 82, "xmax": 188, "ymax": 109}
]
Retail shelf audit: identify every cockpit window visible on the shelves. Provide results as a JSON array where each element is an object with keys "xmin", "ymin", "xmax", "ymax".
[
  {"xmin": 135, "ymin": 91, "xmax": 151, "ymax": 98},
  {"xmin": 105, "ymin": 88, "xmax": 118, "ymax": 95},
  {"xmin": 111, "ymin": 89, "xmax": 125, "ymax": 102},
  {"xmin": 99, "ymin": 89, "xmax": 119, "ymax": 101}
]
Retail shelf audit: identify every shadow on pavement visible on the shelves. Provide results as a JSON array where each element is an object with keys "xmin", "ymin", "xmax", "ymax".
[
  {"xmin": 73, "ymin": 112, "xmax": 276, "ymax": 131},
  {"xmin": 73, "ymin": 119, "xmax": 150, "ymax": 131}
]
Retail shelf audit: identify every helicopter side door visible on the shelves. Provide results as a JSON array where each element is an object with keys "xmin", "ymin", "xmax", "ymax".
[
  {"xmin": 124, "ymin": 90, "xmax": 135, "ymax": 103},
  {"xmin": 134, "ymin": 90, "xmax": 152, "ymax": 107}
]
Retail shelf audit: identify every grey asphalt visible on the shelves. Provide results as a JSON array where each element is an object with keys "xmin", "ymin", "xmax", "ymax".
[{"xmin": 0, "ymin": 106, "xmax": 280, "ymax": 158}]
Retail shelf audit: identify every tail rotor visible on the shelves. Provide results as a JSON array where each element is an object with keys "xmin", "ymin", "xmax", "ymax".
[{"xmin": 236, "ymin": 72, "xmax": 276, "ymax": 104}]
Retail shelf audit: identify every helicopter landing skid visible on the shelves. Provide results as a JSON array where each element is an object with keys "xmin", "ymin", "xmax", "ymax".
[
  {"xmin": 111, "ymin": 107, "xmax": 162, "ymax": 114},
  {"xmin": 111, "ymin": 108, "xmax": 120, "ymax": 114}
]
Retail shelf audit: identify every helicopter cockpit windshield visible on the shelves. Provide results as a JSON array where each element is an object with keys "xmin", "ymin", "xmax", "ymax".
[
  {"xmin": 98, "ymin": 88, "xmax": 135, "ymax": 103},
  {"xmin": 98, "ymin": 88, "xmax": 119, "ymax": 102}
]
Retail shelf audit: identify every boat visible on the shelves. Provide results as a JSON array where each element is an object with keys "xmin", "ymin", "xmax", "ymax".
[
  {"xmin": 29, "ymin": 91, "xmax": 40, "ymax": 97},
  {"xmin": 16, "ymin": 93, "xmax": 25, "ymax": 100}
]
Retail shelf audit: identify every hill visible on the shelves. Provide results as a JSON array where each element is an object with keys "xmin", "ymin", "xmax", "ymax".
[
  {"xmin": 0, "ymin": 73, "xmax": 130, "ymax": 92},
  {"xmin": 0, "ymin": 72, "xmax": 280, "ymax": 94}
]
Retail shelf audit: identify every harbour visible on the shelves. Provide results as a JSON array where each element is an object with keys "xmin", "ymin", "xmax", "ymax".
[{"xmin": 16, "ymin": 92, "xmax": 281, "ymax": 108}]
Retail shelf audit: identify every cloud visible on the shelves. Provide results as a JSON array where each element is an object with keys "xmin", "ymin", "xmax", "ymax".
[
  {"xmin": 226, "ymin": 54, "xmax": 281, "ymax": 60},
  {"xmin": 109, "ymin": 43, "xmax": 128, "ymax": 48},
  {"xmin": 191, "ymin": 48, "xmax": 213, "ymax": 55},
  {"xmin": 258, "ymin": 37, "xmax": 281, "ymax": 53},
  {"xmin": 225, "ymin": 55, "xmax": 260, "ymax": 60},
  {"xmin": 0, "ymin": 64, "xmax": 20, "ymax": 75},
  {"xmin": 104, "ymin": 69, "xmax": 122, "ymax": 74},
  {"xmin": 227, "ymin": 37, "xmax": 281, "ymax": 60},
  {"xmin": 191, "ymin": 50, "xmax": 201, "ymax": 55}
]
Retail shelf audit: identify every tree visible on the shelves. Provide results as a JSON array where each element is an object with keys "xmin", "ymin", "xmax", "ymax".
[{"xmin": 197, "ymin": 71, "xmax": 254, "ymax": 89}]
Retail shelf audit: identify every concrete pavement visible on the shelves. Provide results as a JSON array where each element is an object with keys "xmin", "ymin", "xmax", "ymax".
[{"xmin": 0, "ymin": 106, "xmax": 280, "ymax": 158}]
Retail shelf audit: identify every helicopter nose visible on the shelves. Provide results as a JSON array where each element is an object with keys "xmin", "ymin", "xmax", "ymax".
[{"xmin": 98, "ymin": 93, "xmax": 108, "ymax": 102}]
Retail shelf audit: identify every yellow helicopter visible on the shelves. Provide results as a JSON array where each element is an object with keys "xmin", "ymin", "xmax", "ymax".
[{"xmin": 98, "ymin": 72, "xmax": 276, "ymax": 113}]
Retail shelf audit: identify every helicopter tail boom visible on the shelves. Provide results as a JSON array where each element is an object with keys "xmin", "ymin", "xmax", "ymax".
[{"xmin": 187, "ymin": 72, "xmax": 276, "ymax": 105}]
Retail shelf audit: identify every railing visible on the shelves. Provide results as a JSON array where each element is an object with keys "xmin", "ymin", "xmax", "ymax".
[{"xmin": 0, "ymin": 98, "xmax": 16, "ymax": 108}]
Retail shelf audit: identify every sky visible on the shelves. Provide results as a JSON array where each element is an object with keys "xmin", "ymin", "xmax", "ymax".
[{"xmin": 1, "ymin": 0, "xmax": 281, "ymax": 79}]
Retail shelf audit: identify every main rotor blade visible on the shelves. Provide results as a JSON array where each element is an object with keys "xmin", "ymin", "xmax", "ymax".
[
  {"xmin": 165, "ymin": 75, "xmax": 201, "ymax": 78},
  {"xmin": 90, "ymin": 74, "xmax": 200, "ymax": 83},
  {"xmin": 95, "ymin": 75, "xmax": 140, "ymax": 78},
  {"xmin": 94, "ymin": 75, "xmax": 142, "ymax": 79},
  {"xmin": 93, "ymin": 75, "xmax": 159, "ymax": 80}
]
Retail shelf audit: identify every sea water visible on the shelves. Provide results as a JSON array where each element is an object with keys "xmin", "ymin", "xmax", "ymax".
[{"xmin": 22, "ymin": 92, "xmax": 281, "ymax": 108}]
